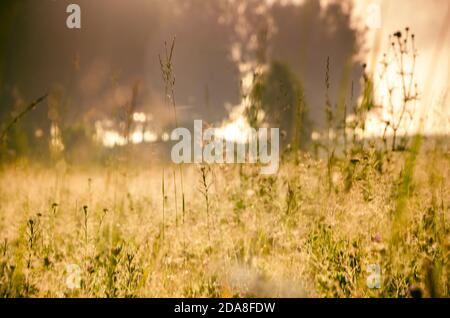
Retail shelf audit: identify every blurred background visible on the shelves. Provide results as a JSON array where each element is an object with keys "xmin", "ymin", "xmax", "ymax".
[{"xmin": 0, "ymin": 0, "xmax": 448, "ymax": 164}]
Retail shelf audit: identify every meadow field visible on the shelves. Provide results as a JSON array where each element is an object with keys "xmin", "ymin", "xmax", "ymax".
[
  {"xmin": 1, "ymin": 0, "xmax": 449, "ymax": 299},
  {"xmin": 0, "ymin": 137, "xmax": 448, "ymax": 297}
]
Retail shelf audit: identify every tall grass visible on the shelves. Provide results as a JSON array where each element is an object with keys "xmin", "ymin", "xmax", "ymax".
[{"xmin": 0, "ymin": 27, "xmax": 448, "ymax": 298}]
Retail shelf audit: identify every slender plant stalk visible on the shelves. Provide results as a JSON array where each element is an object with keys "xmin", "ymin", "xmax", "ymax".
[
  {"xmin": 159, "ymin": 38, "xmax": 186, "ymax": 250},
  {"xmin": 0, "ymin": 94, "xmax": 48, "ymax": 143},
  {"xmin": 173, "ymin": 170, "xmax": 178, "ymax": 228},
  {"xmin": 199, "ymin": 166, "xmax": 212, "ymax": 243},
  {"xmin": 82, "ymin": 205, "xmax": 89, "ymax": 273},
  {"xmin": 324, "ymin": 57, "xmax": 334, "ymax": 192},
  {"xmin": 161, "ymin": 169, "xmax": 165, "ymax": 243}
]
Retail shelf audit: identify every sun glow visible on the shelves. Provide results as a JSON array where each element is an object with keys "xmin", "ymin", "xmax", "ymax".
[
  {"xmin": 350, "ymin": 0, "xmax": 450, "ymax": 137},
  {"xmin": 215, "ymin": 115, "xmax": 252, "ymax": 144},
  {"xmin": 95, "ymin": 112, "xmax": 159, "ymax": 148}
]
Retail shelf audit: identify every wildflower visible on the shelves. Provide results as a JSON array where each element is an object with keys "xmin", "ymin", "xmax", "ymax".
[
  {"xmin": 111, "ymin": 246, "xmax": 122, "ymax": 256},
  {"xmin": 43, "ymin": 256, "xmax": 51, "ymax": 267},
  {"xmin": 371, "ymin": 233, "xmax": 382, "ymax": 243}
]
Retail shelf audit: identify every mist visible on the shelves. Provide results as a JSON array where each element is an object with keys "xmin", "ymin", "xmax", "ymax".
[{"xmin": 0, "ymin": 0, "xmax": 362, "ymax": 138}]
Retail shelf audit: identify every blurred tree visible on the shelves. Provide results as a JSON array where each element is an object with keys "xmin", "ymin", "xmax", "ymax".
[
  {"xmin": 269, "ymin": 0, "xmax": 363, "ymax": 129},
  {"xmin": 251, "ymin": 60, "xmax": 312, "ymax": 151}
]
